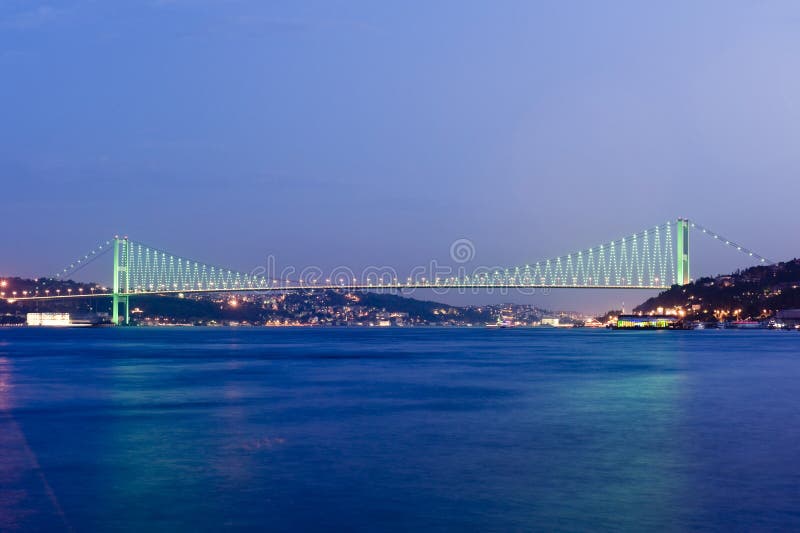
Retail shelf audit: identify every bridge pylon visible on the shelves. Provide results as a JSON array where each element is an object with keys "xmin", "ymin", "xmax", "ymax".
[
  {"xmin": 112, "ymin": 236, "xmax": 130, "ymax": 325},
  {"xmin": 676, "ymin": 218, "xmax": 690, "ymax": 285},
  {"xmin": 2, "ymin": 219, "xmax": 774, "ymax": 314}
]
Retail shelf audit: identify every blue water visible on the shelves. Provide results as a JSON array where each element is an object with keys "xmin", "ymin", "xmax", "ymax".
[{"xmin": 1, "ymin": 328, "xmax": 799, "ymax": 531}]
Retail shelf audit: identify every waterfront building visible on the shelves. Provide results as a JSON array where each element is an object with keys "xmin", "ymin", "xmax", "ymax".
[
  {"xmin": 27, "ymin": 312, "xmax": 71, "ymax": 326},
  {"xmin": 614, "ymin": 315, "xmax": 679, "ymax": 329}
]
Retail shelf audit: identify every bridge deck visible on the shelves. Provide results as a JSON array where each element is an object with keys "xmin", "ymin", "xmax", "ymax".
[{"xmin": 5, "ymin": 283, "xmax": 671, "ymax": 302}]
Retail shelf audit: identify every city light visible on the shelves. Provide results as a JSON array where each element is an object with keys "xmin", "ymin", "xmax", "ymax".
[{"xmin": 3, "ymin": 218, "xmax": 777, "ymax": 326}]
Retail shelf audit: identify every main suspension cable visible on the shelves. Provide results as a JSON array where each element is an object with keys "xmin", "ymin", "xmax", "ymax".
[
  {"xmin": 689, "ymin": 221, "xmax": 773, "ymax": 265},
  {"xmin": 54, "ymin": 240, "xmax": 113, "ymax": 280}
]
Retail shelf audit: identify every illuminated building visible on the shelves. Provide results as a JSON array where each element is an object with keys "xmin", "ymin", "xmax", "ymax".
[{"xmin": 614, "ymin": 315, "xmax": 678, "ymax": 329}]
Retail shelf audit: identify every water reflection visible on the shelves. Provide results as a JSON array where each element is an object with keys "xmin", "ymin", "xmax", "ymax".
[
  {"xmin": 0, "ymin": 356, "xmax": 71, "ymax": 531},
  {"xmin": 530, "ymin": 371, "xmax": 689, "ymax": 529}
]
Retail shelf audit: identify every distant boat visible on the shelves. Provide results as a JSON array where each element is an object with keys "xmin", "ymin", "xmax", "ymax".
[
  {"xmin": 613, "ymin": 314, "xmax": 679, "ymax": 329},
  {"xmin": 730, "ymin": 320, "xmax": 762, "ymax": 329},
  {"xmin": 487, "ymin": 307, "xmax": 515, "ymax": 328}
]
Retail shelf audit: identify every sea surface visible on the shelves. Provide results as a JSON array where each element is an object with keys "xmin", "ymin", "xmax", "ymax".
[{"xmin": 0, "ymin": 327, "xmax": 799, "ymax": 532}]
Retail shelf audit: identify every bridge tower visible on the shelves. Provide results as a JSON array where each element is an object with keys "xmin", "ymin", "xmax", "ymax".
[
  {"xmin": 112, "ymin": 236, "xmax": 130, "ymax": 325},
  {"xmin": 676, "ymin": 218, "xmax": 690, "ymax": 285}
]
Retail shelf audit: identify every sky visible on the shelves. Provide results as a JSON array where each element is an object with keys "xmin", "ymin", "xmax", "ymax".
[{"xmin": 1, "ymin": 1, "xmax": 799, "ymax": 312}]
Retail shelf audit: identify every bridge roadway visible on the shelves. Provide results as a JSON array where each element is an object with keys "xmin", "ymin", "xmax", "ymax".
[{"xmin": 3, "ymin": 282, "xmax": 671, "ymax": 302}]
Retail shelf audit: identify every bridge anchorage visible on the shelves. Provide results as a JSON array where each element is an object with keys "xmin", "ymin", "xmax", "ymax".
[{"xmin": 7, "ymin": 218, "xmax": 771, "ymax": 325}]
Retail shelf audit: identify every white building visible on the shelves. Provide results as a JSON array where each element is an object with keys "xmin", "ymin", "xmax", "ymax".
[{"xmin": 27, "ymin": 313, "xmax": 71, "ymax": 326}]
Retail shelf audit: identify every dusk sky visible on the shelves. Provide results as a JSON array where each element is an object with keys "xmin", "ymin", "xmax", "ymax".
[{"xmin": 2, "ymin": 1, "xmax": 799, "ymax": 311}]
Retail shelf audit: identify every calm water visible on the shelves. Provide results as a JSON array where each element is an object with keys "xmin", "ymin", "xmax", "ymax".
[{"xmin": 0, "ymin": 327, "xmax": 799, "ymax": 531}]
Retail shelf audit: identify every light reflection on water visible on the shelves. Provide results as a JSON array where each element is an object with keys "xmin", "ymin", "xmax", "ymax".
[{"xmin": 0, "ymin": 327, "xmax": 798, "ymax": 531}]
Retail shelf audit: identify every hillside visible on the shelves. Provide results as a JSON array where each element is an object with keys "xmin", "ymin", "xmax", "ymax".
[
  {"xmin": 634, "ymin": 258, "xmax": 800, "ymax": 321},
  {"xmin": 0, "ymin": 277, "xmax": 547, "ymax": 326}
]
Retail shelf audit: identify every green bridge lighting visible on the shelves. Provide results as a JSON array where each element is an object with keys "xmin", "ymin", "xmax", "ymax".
[{"xmin": 4, "ymin": 218, "xmax": 773, "ymax": 325}]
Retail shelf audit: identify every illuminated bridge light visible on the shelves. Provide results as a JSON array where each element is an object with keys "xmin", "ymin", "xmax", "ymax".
[{"xmin": 17, "ymin": 220, "xmax": 770, "ymax": 324}]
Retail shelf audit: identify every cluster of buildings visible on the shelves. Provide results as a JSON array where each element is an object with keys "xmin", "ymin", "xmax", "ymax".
[
  {"xmin": 615, "ymin": 306, "xmax": 800, "ymax": 330},
  {"xmin": 8, "ymin": 280, "xmax": 614, "ymax": 328},
  {"xmin": 130, "ymin": 291, "xmax": 453, "ymax": 327},
  {"xmin": 37, "ymin": 291, "xmax": 601, "ymax": 328},
  {"xmin": 624, "ymin": 258, "xmax": 800, "ymax": 329}
]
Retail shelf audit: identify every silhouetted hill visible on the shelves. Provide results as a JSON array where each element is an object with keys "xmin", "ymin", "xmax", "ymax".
[
  {"xmin": 0, "ymin": 277, "xmax": 507, "ymax": 325},
  {"xmin": 634, "ymin": 259, "xmax": 800, "ymax": 321}
]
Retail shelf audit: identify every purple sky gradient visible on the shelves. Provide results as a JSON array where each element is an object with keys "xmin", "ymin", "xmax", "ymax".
[{"xmin": 1, "ymin": 1, "xmax": 798, "ymax": 312}]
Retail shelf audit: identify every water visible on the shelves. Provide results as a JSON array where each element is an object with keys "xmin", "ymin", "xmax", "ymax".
[{"xmin": 1, "ymin": 327, "xmax": 799, "ymax": 531}]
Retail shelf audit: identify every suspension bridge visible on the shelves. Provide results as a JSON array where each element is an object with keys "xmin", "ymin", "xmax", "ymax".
[{"xmin": 2, "ymin": 218, "xmax": 771, "ymax": 324}]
